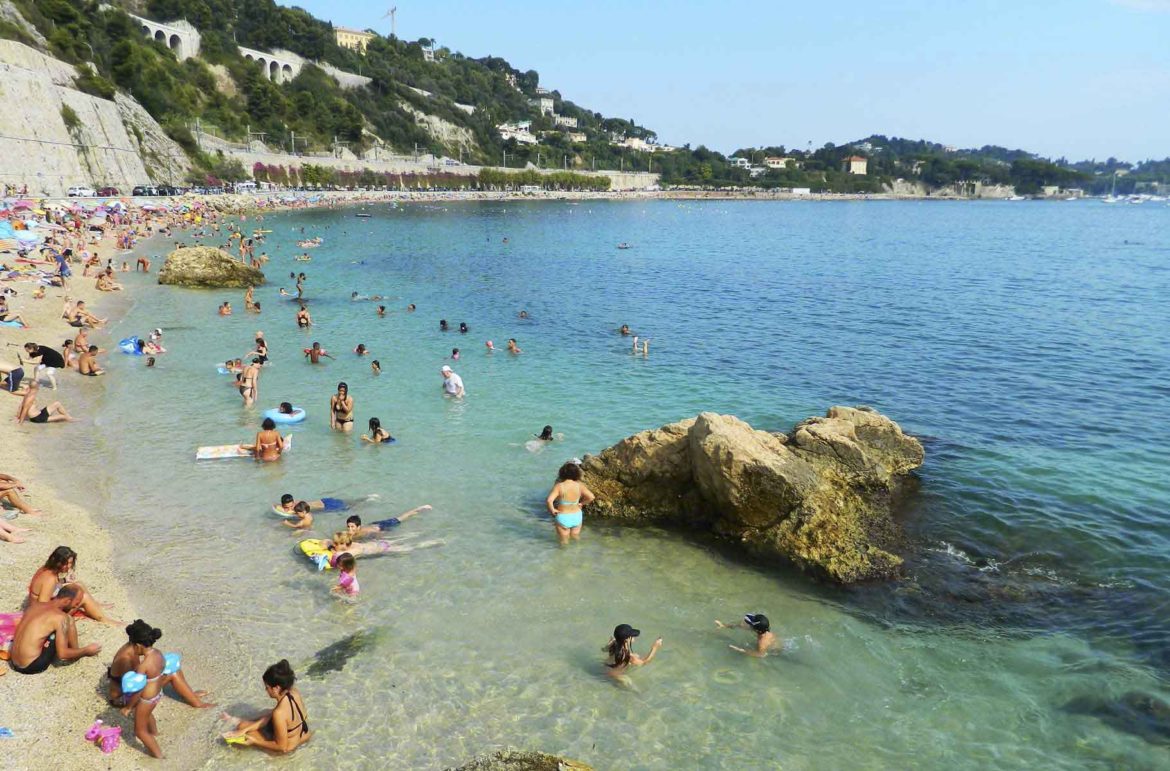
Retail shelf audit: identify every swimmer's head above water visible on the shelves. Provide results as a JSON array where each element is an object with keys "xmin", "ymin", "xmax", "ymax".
[{"xmin": 537, "ymin": 425, "xmax": 553, "ymax": 441}]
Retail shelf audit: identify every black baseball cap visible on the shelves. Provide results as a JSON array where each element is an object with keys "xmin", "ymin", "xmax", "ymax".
[
  {"xmin": 613, "ymin": 624, "xmax": 640, "ymax": 640},
  {"xmin": 744, "ymin": 613, "xmax": 770, "ymax": 633}
]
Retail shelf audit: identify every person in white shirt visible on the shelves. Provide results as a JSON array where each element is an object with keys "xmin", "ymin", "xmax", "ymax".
[{"xmin": 440, "ymin": 365, "xmax": 464, "ymax": 398}]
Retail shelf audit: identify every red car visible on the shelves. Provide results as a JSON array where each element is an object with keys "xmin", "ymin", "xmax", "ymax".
[{"xmin": 97, "ymin": 186, "xmax": 121, "ymax": 196}]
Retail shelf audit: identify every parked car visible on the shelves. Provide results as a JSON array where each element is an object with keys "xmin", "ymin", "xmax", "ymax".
[
  {"xmin": 67, "ymin": 185, "xmax": 96, "ymax": 197},
  {"xmin": 156, "ymin": 185, "xmax": 181, "ymax": 196},
  {"xmin": 96, "ymin": 186, "xmax": 120, "ymax": 196},
  {"xmin": 132, "ymin": 185, "xmax": 158, "ymax": 196}
]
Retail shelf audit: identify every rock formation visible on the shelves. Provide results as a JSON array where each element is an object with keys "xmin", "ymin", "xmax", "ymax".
[
  {"xmin": 449, "ymin": 750, "xmax": 593, "ymax": 771},
  {"xmin": 158, "ymin": 246, "xmax": 264, "ymax": 288},
  {"xmin": 581, "ymin": 406, "xmax": 924, "ymax": 583}
]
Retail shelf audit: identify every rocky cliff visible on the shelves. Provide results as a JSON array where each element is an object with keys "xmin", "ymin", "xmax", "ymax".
[
  {"xmin": 158, "ymin": 246, "xmax": 264, "ymax": 288},
  {"xmin": 581, "ymin": 407, "xmax": 924, "ymax": 583},
  {"xmin": 0, "ymin": 39, "xmax": 189, "ymax": 196}
]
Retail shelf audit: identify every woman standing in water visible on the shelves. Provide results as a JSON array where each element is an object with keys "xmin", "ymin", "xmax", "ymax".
[
  {"xmin": 242, "ymin": 417, "xmax": 285, "ymax": 462},
  {"xmin": 330, "ymin": 382, "xmax": 354, "ymax": 432},
  {"xmin": 604, "ymin": 624, "xmax": 663, "ymax": 685},
  {"xmin": 221, "ymin": 660, "xmax": 311, "ymax": 753},
  {"xmin": 546, "ymin": 461, "xmax": 594, "ymax": 545}
]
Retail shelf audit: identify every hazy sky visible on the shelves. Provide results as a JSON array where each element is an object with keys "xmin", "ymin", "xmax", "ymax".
[{"xmin": 280, "ymin": 0, "xmax": 1170, "ymax": 161}]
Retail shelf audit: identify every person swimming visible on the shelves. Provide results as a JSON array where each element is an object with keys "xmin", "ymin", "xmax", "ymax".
[
  {"xmin": 371, "ymin": 360, "xmax": 381, "ymax": 376},
  {"xmin": 451, "ymin": 348, "xmax": 460, "ymax": 361},
  {"xmin": 604, "ymin": 624, "xmax": 663, "ymax": 685},
  {"xmin": 459, "ymin": 322, "xmax": 468, "ymax": 334},
  {"xmin": 715, "ymin": 613, "xmax": 777, "ymax": 657},
  {"xmin": 360, "ymin": 417, "xmax": 394, "ymax": 444},
  {"xmin": 439, "ymin": 319, "xmax": 449, "ymax": 331},
  {"xmin": 536, "ymin": 425, "xmax": 554, "ymax": 441}
]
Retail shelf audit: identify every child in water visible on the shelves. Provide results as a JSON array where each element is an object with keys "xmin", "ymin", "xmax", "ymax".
[
  {"xmin": 371, "ymin": 360, "xmax": 381, "ymax": 376},
  {"xmin": 281, "ymin": 501, "xmax": 313, "ymax": 530},
  {"xmin": 715, "ymin": 613, "xmax": 777, "ymax": 657},
  {"xmin": 331, "ymin": 553, "xmax": 359, "ymax": 599}
]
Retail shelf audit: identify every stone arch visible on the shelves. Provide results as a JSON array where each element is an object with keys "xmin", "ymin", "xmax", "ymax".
[
  {"xmin": 142, "ymin": 25, "xmax": 151, "ymax": 35},
  {"xmin": 169, "ymin": 34, "xmax": 180, "ymax": 51},
  {"xmin": 154, "ymin": 29, "xmax": 165, "ymax": 43},
  {"xmin": 281, "ymin": 63, "xmax": 293, "ymax": 81},
  {"xmin": 269, "ymin": 60, "xmax": 279, "ymax": 80}
]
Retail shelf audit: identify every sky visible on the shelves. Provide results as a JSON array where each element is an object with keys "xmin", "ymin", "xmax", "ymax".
[{"xmin": 279, "ymin": 0, "xmax": 1170, "ymax": 161}]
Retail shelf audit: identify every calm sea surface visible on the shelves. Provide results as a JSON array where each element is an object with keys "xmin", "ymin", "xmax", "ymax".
[{"xmin": 42, "ymin": 200, "xmax": 1170, "ymax": 768}]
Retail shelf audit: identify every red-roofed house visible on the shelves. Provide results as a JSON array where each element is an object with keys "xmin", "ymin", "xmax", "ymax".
[{"xmin": 843, "ymin": 156, "xmax": 868, "ymax": 175}]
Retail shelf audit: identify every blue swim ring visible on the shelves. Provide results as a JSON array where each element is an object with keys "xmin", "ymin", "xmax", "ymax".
[
  {"xmin": 264, "ymin": 407, "xmax": 306, "ymax": 424},
  {"xmin": 163, "ymin": 652, "xmax": 181, "ymax": 675},
  {"xmin": 118, "ymin": 337, "xmax": 143, "ymax": 355}
]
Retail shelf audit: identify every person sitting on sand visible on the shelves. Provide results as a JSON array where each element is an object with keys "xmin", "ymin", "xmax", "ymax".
[
  {"xmin": 344, "ymin": 506, "xmax": 431, "ymax": 539},
  {"xmin": 95, "ymin": 269, "xmax": 122, "ymax": 291},
  {"xmin": 78, "ymin": 345, "xmax": 105, "ymax": 376},
  {"xmin": 603, "ymin": 624, "xmax": 662, "ymax": 685},
  {"xmin": 27, "ymin": 545, "xmax": 118, "ymax": 623},
  {"xmin": 0, "ymin": 296, "xmax": 29, "ymax": 327},
  {"xmin": 715, "ymin": 613, "xmax": 778, "ymax": 657},
  {"xmin": 16, "ymin": 379, "xmax": 73, "ymax": 424},
  {"xmin": 360, "ymin": 416, "xmax": 393, "ymax": 444},
  {"xmin": 108, "ymin": 619, "xmax": 214, "ymax": 759},
  {"xmin": 221, "ymin": 659, "xmax": 312, "ymax": 753},
  {"xmin": 331, "ymin": 554, "xmax": 359, "ymax": 599},
  {"xmin": 0, "ymin": 513, "xmax": 31, "ymax": 543},
  {"xmin": 0, "ymin": 473, "xmax": 40, "ymax": 517},
  {"xmin": 329, "ymin": 382, "xmax": 353, "ymax": 431},
  {"xmin": 241, "ymin": 417, "xmax": 286, "ymax": 462},
  {"xmin": 66, "ymin": 299, "xmax": 105, "ymax": 327},
  {"xmin": 8, "ymin": 586, "xmax": 101, "ymax": 674},
  {"xmin": 546, "ymin": 460, "xmax": 594, "ymax": 545}
]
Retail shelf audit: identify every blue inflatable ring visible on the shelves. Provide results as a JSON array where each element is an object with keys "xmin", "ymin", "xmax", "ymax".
[
  {"xmin": 264, "ymin": 407, "xmax": 306, "ymax": 424},
  {"xmin": 118, "ymin": 337, "xmax": 143, "ymax": 355}
]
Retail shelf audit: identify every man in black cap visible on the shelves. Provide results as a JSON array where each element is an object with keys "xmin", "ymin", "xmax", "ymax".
[{"xmin": 715, "ymin": 613, "xmax": 777, "ymax": 657}]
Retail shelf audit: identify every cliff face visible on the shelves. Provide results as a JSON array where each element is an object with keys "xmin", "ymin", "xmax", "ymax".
[
  {"xmin": 581, "ymin": 407, "xmax": 925, "ymax": 584},
  {"xmin": 0, "ymin": 39, "xmax": 189, "ymax": 196}
]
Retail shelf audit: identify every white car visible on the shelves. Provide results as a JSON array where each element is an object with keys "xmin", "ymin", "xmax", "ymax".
[{"xmin": 67, "ymin": 186, "xmax": 96, "ymax": 197}]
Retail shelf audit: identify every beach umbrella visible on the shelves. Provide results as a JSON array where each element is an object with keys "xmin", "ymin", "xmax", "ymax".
[{"xmin": 12, "ymin": 200, "xmax": 33, "ymax": 210}]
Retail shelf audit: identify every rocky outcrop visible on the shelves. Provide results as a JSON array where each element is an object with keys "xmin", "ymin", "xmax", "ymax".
[
  {"xmin": 449, "ymin": 750, "xmax": 593, "ymax": 771},
  {"xmin": 0, "ymin": 39, "xmax": 189, "ymax": 196},
  {"xmin": 158, "ymin": 246, "xmax": 264, "ymax": 288},
  {"xmin": 581, "ymin": 407, "xmax": 924, "ymax": 583}
]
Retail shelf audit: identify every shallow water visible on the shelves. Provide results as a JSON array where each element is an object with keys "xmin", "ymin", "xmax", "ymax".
[{"xmin": 40, "ymin": 199, "xmax": 1170, "ymax": 768}]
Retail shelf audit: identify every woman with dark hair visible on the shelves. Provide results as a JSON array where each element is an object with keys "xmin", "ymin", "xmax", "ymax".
[
  {"xmin": 222, "ymin": 660, "xmax": 312, "ymax": 753},
  {"xmin": 604, "ymin": 624, "xmax": 663, "ymax": 684},
  {"xmin": 545, "ymin": 461, "xmax": 595, "ymax": 545},
  {"xmin": 330, "ymin": 382, "xmax": 353, "ymax": 433},
  {"xmin": 361, "ymin": 417, "xmax": 394, "ymax": 444},
  {"xmin": 536, "ymin": 425, "xmax": 554, "ymax": 441},
  {"xmin": 26, "ymin": 546, "xmax": 117, "ymax": 623},
  {"xmin": 439, "ymin": 319, "xmax": 449, "ymax": 331},
  {"xmin": 107, "ymin": 619, "xmax": 213, "ymax": 712},
  {"xmin": 241, "ymin": 417, "xmax": 285, "ymax": 462}
]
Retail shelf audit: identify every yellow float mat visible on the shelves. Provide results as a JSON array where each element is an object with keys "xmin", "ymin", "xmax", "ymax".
[{"xmin": 298, "ymin": 539, "xmax": 333, "ymax": 569}]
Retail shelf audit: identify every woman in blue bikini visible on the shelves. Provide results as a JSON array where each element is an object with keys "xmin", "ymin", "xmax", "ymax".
[{"xmin": 546, "ymin": 461, "xmax": 595, "ymax": 545}]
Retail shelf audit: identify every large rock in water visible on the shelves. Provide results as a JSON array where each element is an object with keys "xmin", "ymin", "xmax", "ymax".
[
  {"xmin": 449, "ymin": 750, "xmax": 593, "ymax": 771},
  {"xmin": 158, "ymin": 246, "xmax": 264, "ymax": 288},
  {"xmin": 581, "ymin": 406, "xmax": 924, "ymax": 583}
]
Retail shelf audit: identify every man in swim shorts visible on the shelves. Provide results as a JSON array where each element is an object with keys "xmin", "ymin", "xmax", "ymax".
[
  {"xmin": 345, "ymin": 505, "xmax": 431, "ymax": 539},
  {"xmin": 276, "ymin": 493, "xmax": 349, "ymax": 514},
  {"xmin": 9, "ymin": 586, "xmax": 101, "ymax": 674}
]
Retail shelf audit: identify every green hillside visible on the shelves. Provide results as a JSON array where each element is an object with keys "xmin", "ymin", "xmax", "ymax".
[{"xmin": 1, "ymin": 0, "xmax": 660, "ymax": 181}]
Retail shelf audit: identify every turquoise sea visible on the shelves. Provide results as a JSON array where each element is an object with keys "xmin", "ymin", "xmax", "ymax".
[{"xmin": 41, "ymin": 199, "xmax": 1170, "ymax": 768}]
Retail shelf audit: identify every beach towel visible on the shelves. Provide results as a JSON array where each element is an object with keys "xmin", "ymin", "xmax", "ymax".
[{"xmin": 0, "ymin": 612, "xmax": 21, "ymax": 648}]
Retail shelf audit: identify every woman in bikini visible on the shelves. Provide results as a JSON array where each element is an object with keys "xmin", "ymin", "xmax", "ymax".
[
  {"xmin": 27, "ymin": 546, "xmax": 117, "ymax": 623},
  {"xmin": 107, "ymin": 623, "xmax": 213, "ymax": 759},
  {"xmin": 546, "ymin": 461, "xmax": 595, "ymax": 546},
  {"xmin": 222, "ymin": 659, "xmax": 312, "ymax": 753},
  {"xmin": 241, "ymin": 417, "xmax": 285, "ymax": 462},
  {"xmin": 16, "ymin": 379, "xmax": 73, "ymax": 425},
  {"xmin": 330, "ymin": 382, "xmax": 353, "ymax": 433},
  {"xmin": 239, "ymin": 358, "xmax": 261, "ymax": 407}
]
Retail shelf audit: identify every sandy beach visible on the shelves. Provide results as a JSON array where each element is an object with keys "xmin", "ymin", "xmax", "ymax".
[{"xmin": 0, "ymin": 209, "xmax": 230, "ymax": 769}]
